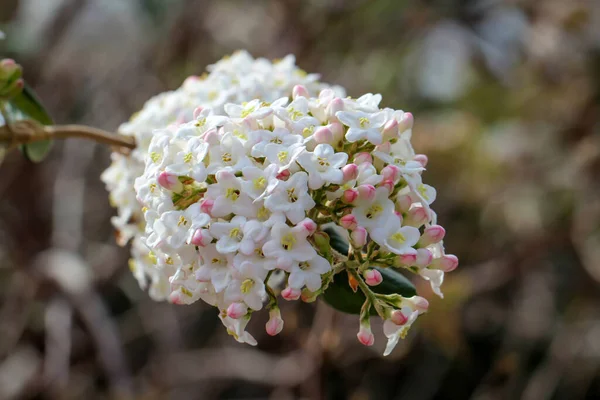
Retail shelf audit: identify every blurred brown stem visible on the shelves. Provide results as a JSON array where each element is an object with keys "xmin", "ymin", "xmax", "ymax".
[{"xmin": 0, "ymin": 119, "xmax": 136, "ymax": 153}]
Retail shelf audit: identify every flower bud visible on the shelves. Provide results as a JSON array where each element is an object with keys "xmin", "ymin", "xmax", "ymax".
[
  {"xmin": 418, "ymin": 225, "xmax": 446, "ymax": 247},
  {"xmin": 357, "ymin": 323, "xmax": 375, "ymax": 346},
  {"xmin": 390, "ymin": 310, "xmax": 408, "ymax": 325},
  {"xmin": 0, "ymin": 59, "xmax": 21, "ymax": 80},
  {"xmin": 342, "ymin": 188, "xmax": 358, "ymax": 204},
  {"xmin": 191, "ymin": 228, "xmax": 212, "ymax": 247},
  {"xmin": 265, "ymin": 308, "xmax": 284, "ymax": 336},
  {"xmin": 414, "ymin": 154, "xmax": 428, "ymax": 167},
  {"xmin": 430, "ymin": 254, "xmax": 458, "ymax": 272},
  {"xmin": 313, "ymin": 126, "xmax": 333, "ymax": 144},
  {"xmin": 203, "ymin": 128, "xmax": 220, "ymax": 144},
  {"xmin": 415, "ymin": 248, "xmax": 433, "ymax": 268},
  {"xmin": 340, "ymin": 214, "xmax": 358, "ymax": 231},
  {"xmin": 327, "ymin": 98, "xmax": 345, "ymax": 119},
  {"xmin": 193, "ymin": 106, "xmax": 204, "ymax": 119},
  {"xmin": 297, "ymin": 218, "xmax": 317, "ymax": 236},
  {"xmin": 354, "ymin": 152, "xmax": 372, "ymax": 165},
  {"xmin": 328, "ymin": 121, "xmax": 344, "ymax": 142},
  {"xmin": 292, "ymin": 84, "xmax": 309, "ymax": 99},
  {"xmin": 350, "ymin": 227, "xmax": 367, "ymax": 248},
  {"xmin": 200, "ymin": 199, "xmax": 214, "ymax": 215},
  {"xmin": 382, "ymin": 118, "xmax": 398, "ymax": 139},
  {"xmin": 381, "ymin": 164, "xmax": 401, "ymax": 182},
  {"xmin": 301, "ymin": 288, "xmax": 319, "ymax": 303},
  {"xmin": 396, "ymin": 194, "xmax": 415, "ymax": 213},
  {"xmin": 363, "ymin": 269, "xmax": 383, "ymax": 286},
  {"xmin": 227, "ymin": 302, "xmax": 248, "ymax": 319},
  {"xmin": 312, "ymin": 231, "xmax": 331, "ymax": 256},
  {"xmin": 380, "ymin": 179, "xmax": 394, "ymax": 194},
  {"xmin": 342, "ymin": 163, "xmax": 359, "ymax": 182},
  {"xmin": 281, "ymin": 286, "xmax": 301, "ymax": 301},
  {"xmin": 394, "ymin": 253, "xmax": 417, "ymax": 267},
  {"xmin": 398, "ymin": 112, "xmax": 414, "ymax": 133},
  {"xmin": 357, "ymin": 184, "xmax": 376, "ymax": 202},
  {"xmin": 405, "ymin": 296, "xmax": 429, "ymax": 313},
  {"xmin": 404, "ymin": 206, "xmax": 428, "ymax": 227},
  {"xmin": 276, "ymin": 169, "xmax": 290, "ymax": 180},
  {"xmin": 157, "ymin": 171, "xmax": 183, "ymax": 192}
]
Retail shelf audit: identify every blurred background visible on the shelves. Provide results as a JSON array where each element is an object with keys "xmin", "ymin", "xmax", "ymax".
[{"xmin": 1, "ymin": 0, "xmax": 600, "ymax": 399}]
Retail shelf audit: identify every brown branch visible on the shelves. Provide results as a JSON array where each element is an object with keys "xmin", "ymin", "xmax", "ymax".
[{"xmin": 0, "ymin": 120, "xmax": 136, "ymax": 153}]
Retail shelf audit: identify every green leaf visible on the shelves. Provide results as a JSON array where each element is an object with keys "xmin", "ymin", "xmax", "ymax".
[
  {"xmin": 322, "ymin": 267, "xmax": 417, "ymax": 315},
  {"xmin": 8, "ymin": 84, "xmax": 53, "ymax": 162},
  {"xmin": 323, "ymin": 226, "xmax": 349, "ymax": 256}
]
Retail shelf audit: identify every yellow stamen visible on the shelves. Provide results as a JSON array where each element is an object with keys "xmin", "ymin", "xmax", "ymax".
[
  {"xmin": 277, "ymin": 151, "xmax": 288, "ymax": 163},
  {"xmin": 281, "ymin": 233, "xmax": 296, "ymax": 250},
  {"xmin": 240, "ymin": 279, "xmax": 255, "ymax": 294},
  {"xmin": 359, "ymin": 117, "xmax": 369, "ymax": 128}
]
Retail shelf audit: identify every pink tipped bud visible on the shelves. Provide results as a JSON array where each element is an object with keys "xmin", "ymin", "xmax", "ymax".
[
  {"xmin": 383, "ymin": 118, "xmax": 399, "ymax": 138},
  {"xmin": 390, "ymin": 310, "xmax": 408, "ymax": 325},
  {"xmin": 342, "ymin": 163, "xmax": 359, "ymax": 182},
  {"xmin": 169, "ymin": 291, "xmax": 184, "ymax": 305},
  {"xmin": 357, "ymin": 324, "xmax": 375, "ymax": 346},
  {"xmin": 281, "ymin": 286, "xmax": 301, "ymax": 301},
  {"xmin": 265, "ymin": 308, "xmax": 284, "ymax": 336},
  {"xmin": 398, "ymin": 112, "xmax": 414, "ymax": 132},
  {"xmin": 215, "ymin": 170, "xmax": 235, "ymax": 182},
  {"xmin": 328, "ymin": 122, "xmax": 344, "ymax": 141},
  {"xmin": 406, "ymin": 296, "xmax": 429, "ymax": 313},
  {"xmin": 227, "ymin": 302, "xmax": 248, "ymax": 319},
  {"xmin": 414, "ymin": 154, "xmax": 428, "ymax": 167},
  {"xmin": 193, "ymin": 106, "xmax": 204, "ymax": 119},
  {"xmin": 203, "ymin": 128, "xmax": 220, "ymax": 144},
  {"xmin": 404, "ymin": 206, "xmax": 428, "ymax": 227},
  {"xmin": 342, "ymin": 188, "xmax": 358, "ymax": 204},
  {"xmin": 298, "ymin": 218, "xmax": 317, "ymax": 236},
  {"xmin": 191, "ymin": 229, "xmax": 212, "ymax": 247},
  {"xmin": 415, "ymin": 248, "xmax": 433, "ymax": 268},
  {"xmin": 419, "ymin": 225, "xmax": 446, "ymax": 247},
  {"xmin": 276, "ymin": 169, "xmax": 290, "ymax": 180},
  {"xmin": 292, "ymin": 84, "xmax": 309, "ymax": 99},
  {"xmin": 357, "ymin": 184, "xmax": 376, "ymax": 202},
  {"xmin": 350, "ymin": 227, "xmax": 368, "ymax": 248},
  {"xmin": 313, "ymin": 126, "xmax": 333, "ymax": 144},
  {"xmin": 354, "ymin": 152, "xmax": 373, "ymax": 165},
  {"xmin": 363, "ymin": 269, "xmax": 383, "ymax": 286},
  {"xmin": 381, "ymin": 164, "xmax": 401, "ymax": 182},
  {"xmin": 395, "ymin": 253, "xmax": 417, "ymax": 266},
  {"xmin": 340, "ymin": 214, "xmax": 358, "ymax": 231},
  {"xmin": 431, "ymin": 254, "xmax": 459, "ymax": 272},
  {"xmin": 381, "ymin": 179, "xmax": 395, "ymax": 194},
  {"xmin": 157, "ymin": 171, "xmax": 183, "ymax": 192},
  {"xmin": 396, "ymin": 194, "xmax": 415, "ymax": 213},
  {"xmin": 327, "ymin": 97, "xmax": 345, "ymax": 119},
  {"xmin": 200, "ymin": 199, "xmax": 214, "ymax": 215}
]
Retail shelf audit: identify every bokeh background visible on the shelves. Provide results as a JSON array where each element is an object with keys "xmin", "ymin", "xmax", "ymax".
[{"xmin": 1, "ymin": 0, "xmax": 600, "ymax": 399}]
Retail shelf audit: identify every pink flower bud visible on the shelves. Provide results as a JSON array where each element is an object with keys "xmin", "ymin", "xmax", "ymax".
[
  {"xmin": 430, "ymin": 254, "xmax": 459, "ymax": 272},
  {"xmin": 390, "ymin": 310, "xmax": 408, "ymax": 325},
  {"xmin": 383, "ymin": 118, "xmax": 398, "ymax": 138},
  {"xmin": 193, "ymin": 106, "xmax": 204, "ymax": 119},
  {"xmin": 406, "ymin": 296, "xmax": 429, "ymax": 313},
  {"xmin": 415, "ymin": 248, "xmax": 433, "ymax": 268},
  {"xmin": 398, "ymin": 112, "xmax": 414, "ymax": 132},
  {"xmin": 327, "ymin": 97, "xmax": 345, "ymax": 119},
  {"xmin": 203, "ymin": 128, "xmax": 220, "ymax": 144},
  {"xmin": 276, "ymin": 169, "xmax": 290, "ymax": 180},
  {"xmin": 281, "ymin": 286, "xmax": 301, "ymax": 301},
  {"xmin": 329, "ymin": 122, "xmax": 344, "ymax": 141},
  {"xmin": 265, "ymin": 308, "xmax": 284, "ymax": 336},
  {"xmin": 227, "ymin": 302, "xmax": 248, "ymax": 319},
  {"xmin": 297, "ymin": 218, "xmax": 317, "ymax": 236},
  {"xmin": 351, "ymin": 227, "xmax": 367, "ymax": 248},
  {"xmin": 200, "ymin": 199, "xmax": 214, "ymax": 215},
  {"xmin": 342, "ymin": 163, "xmax": 359, "ymax": 182},
  {"xmin": 395, "ymin": 253, "xmax": 417, "ymax": 266},
  {"xmin": 191, "ymin": 229, "xmax": 212, "ymax": 247},
  {"xmin": 357, "ymin": 184, "xmax": 376, "ymax": 201},
  {"xmin": 340, "ymin": 214, "xmax": 358, "ymax": 231},
  {"xmin": 381, "ymin": 164, "xmax": 401, "ymax": 182},
  {"xmin": 292, "ymin": 84, "xmax": 309, "ymax": 99},
  {"xmin": 396, "ymin": 194, "xmax": 415, "ymax": 213},
  {"xmin": 418, "ymin": 225, "xmax": 446, "ymax": 247},
  {"xmin": 357, "ymin": 324, "xmax": 375, "ymax": 346},
  {"xmin": 313, "ymin": 126, "xmax": 333, "ymax": 144},
  {"xmin": 380, "ymin": 179, "xmax": 395, "ymax": 194},
  {"xmin": 414, "ymin": 154, "xmax": 428, "ymax": 167},
  {"xmin": 404, "ymin": 206, "xmax": 428, "ymax": 227},
  {"xmin": 342, "ymin": 188, "xmax": 358, "ymax": 204},
  {"xmin": 169, "ymin": 291, "xmax": 184, "ymax": 305},
  {"xmin": 354, "ymin": 152, "xmax": 373, "ymax": 165},
  {"xmin": 363, "ymin": 269, "xmax": 383, "ymax": 286},
  {"xmin": 157, "ymin": 171, "xmax": 183, "ymax": 192}
]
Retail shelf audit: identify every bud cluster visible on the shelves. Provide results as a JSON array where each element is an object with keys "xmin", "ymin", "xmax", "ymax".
[{"xmin": 135, "ymin": 86, "xmax": 458, "ymax": 355}]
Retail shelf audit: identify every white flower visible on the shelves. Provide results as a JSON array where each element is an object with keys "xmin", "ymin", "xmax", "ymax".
[
  {"xmin": 219, "ymin": 314, "xmax": 257, "ymax": 346},
  {"xmin": 297, "ymin": 144, "xmax": 348, "ymax": 189},
  {"xmin": 249, "ymin": 128, "xmax": 303, "ymax": 158},
  {"xmin": 206, "ymin": 171, "xmax": 256, "ymax": 218},
  {"xmin": 195, "ymin": 244, "xmax": 234, "ymax": 292},
  {"xmin": 151, "ymin": 203, "xmax": 210, "ymax": 249},
  {"xmin": 351, "ymin": 187, "xmax": 395, "ymax": 231},
  {"xmin": 336, "ymin": 110, "xmax": 387, "ymax": 144},
  {"xmin": 264, "ymin": 171, "xmax": 315, "ymax": 224},
  {"xmin": 288, "ymin": 254, "xmax": 331, "ymax": 291},
  {"xmin": 224, "ymin": 99, "xmax": 273, "ymax": 120},
  {"xmin": 207, "ymin": 133, "xmax": 252, "ymax": 174},
  {"xmin": 383, "ymin": 308, "xmax": 419, "ymax": 356},
  {"xmin": 210, "ymin": 216, "xmax": 248, "ymax": 254},
  {"xmin": 370, "ymin": 214, "xmax": 420, "ymax": 255},
  {"xmin": 241, "ymin": 164, "xmax": 279, "ymax": 200},
  {"xmin": 262, "ymin": 223, "xmax": 317, "ymax": 270},
  {"xmin": 165, "ymin": 136, "xmax": 208, "ymax": 181},
  {"xmin": 226, "ymin": 260, "xmax": 268, "ymax": 310},
  {"xmin": 263, "ymin": 142, "xmax": 305, "ymax": 172}
]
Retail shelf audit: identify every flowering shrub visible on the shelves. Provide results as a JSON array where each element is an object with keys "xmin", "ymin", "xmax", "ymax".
[
  {"xmin": 135, "ymin": 87, "xmax": 458, "ymax": 355},
  {"xmin": 101, "ymin": 51, "xmax": 344, "ymax": 300}
]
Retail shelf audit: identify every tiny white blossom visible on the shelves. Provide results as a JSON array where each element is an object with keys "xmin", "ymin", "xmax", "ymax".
[{"xmin": 297, "ymin": 144, "xmax": 348, "ymax": 189}]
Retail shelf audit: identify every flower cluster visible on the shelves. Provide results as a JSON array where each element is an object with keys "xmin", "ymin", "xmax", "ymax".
[
  {"xmin": 101, "ymin": 51, "xmax": 344, "ymax": 299},
  {"xmin": 135, "ymin": 86, "xmax": 458, "ymax": 355}
]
